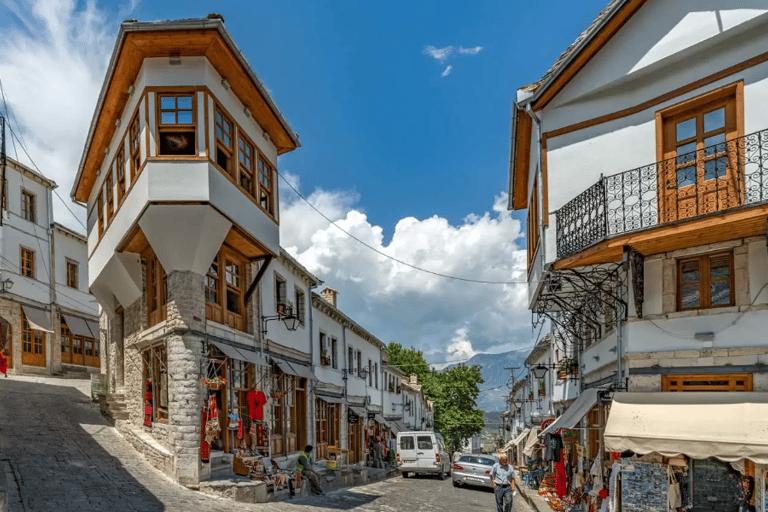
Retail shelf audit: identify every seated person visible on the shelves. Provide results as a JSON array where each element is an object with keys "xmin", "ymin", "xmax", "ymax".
[{"xmin": 297, "ymin": 445, "xmax": 325, "ymax": 496}]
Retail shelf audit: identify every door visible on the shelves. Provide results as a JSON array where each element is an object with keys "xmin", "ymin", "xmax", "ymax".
[
  {"xmin": 398, "ymin": 434, "xmax": 418, "ymax": 468},
  {"xmin": 84, "ymin": 336, "xmax": 100, "ymax": 368},
  {"xmin": 415, "ymin": 434, "xmax": 436, "ymax": 470},
  {"xmin": 21, "ymin": 321, "xmax": 45, "ymax": 367},
  {"xmin": 661, "ymin": 92, "xmax": 739, "ymax": 223},
  {"xmin": 61, "ymin": 325, "xmax": 72, "ymax": 364}
]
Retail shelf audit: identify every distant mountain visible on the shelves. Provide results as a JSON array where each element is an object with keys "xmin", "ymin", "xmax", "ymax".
[{"xmin": 444, "ymin": 350, "xmax": 528, "ymax": 413}]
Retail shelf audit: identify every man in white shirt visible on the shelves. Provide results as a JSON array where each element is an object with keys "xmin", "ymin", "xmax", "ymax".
[{"xmin": 490, "ymin": 454, "xmax": 516, "ymax": 512}]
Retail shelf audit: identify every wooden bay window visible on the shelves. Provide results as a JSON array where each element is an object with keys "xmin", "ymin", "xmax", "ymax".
[
  {"xmin": 105, "ymin": 171, "xmax": 114, "ymax": 222},
  {"xmin": 129, "ymin": 112, "xmax": 141, "ymax": 178},
  {"xmin": 214, "ymin": 106, "xmax": 234, "ymax": 176},
  {"xmin": 257, "ymin": 156, "xmax": 275, "ymax": 215},
  {"xmin": 116, "ymin": 142, "xmax": 126, "ymax": 204},
  {"xmin": 238, "ymin": 135, "xmax": 255, "ymax": 197}
]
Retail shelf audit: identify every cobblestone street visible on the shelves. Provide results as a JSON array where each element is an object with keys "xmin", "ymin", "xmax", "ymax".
[{"xmin": 0, "ymin": 376, "xmax": 532, "ymax": 511}]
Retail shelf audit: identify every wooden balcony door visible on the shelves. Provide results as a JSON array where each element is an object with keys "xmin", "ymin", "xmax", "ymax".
[{"xmin": 660, "ymin": 86, "xmax": 741, "ymax": 223}]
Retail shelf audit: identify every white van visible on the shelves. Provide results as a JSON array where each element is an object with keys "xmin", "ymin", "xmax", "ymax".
[{"xmin": 396, "ymin": 431, "xmax": 451, "ymax": 479}]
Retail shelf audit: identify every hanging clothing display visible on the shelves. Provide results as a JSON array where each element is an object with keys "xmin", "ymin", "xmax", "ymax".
[
  {"xmin": 237, "ymin": 419, "xmax": 244, "ymax": 440},
  {"xmin": 201, "ymin": 407, "xmax": 210, "ymax": 462},
  {"xmin": 144, "ymin": 382, "xmax": 153, "ymax": 426},
  {"xmin": 205, "ymin": 396, "xmax": 221, "ymax": 444},
  {"xmin": 589, "ymin": 455, "xmax": 604, "ymax": 496},
  {"xmin": 228, "ymin": 410, "xmax": 239, "ymax": 430},
  {"xmin": 608, "ymin": 462, "xmax": 620, "ymax": 512},
  {"xmin": 546, "ymin": 433, "xmax": 563, "ymax": 462},
  {"xmin": 247, "ymin": 389, "xmax": 267, "ymax": 421},
  {"xmin": 554, "ymin": 458, "xmax": 567, "ymax": 497},
  {"xmin": 667, "ymin": 465, "xmax": 681, "ymax": 512}
]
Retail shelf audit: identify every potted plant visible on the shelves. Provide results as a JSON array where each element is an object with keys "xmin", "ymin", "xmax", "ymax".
[
  {"xmin": 567, "ymin": 358, "xmax": 579, "ymax": 376},
  {"xmin": 321, "ymin": 350, "xmax": 329, "ymax": 366},
  {"xmin": 204, "ymin": 375, "xmax": 227, "ymax": 390},
  {"xmin": 557, "ymin": 361, "xmax": 568, "ymax": 380},
  {"xmin": 538, "ymin": 380, "xmax": 546, "ymax": 397},
  {"xmin": 528, "ymin": 391, "xmax": 534, "ymax": 400}
]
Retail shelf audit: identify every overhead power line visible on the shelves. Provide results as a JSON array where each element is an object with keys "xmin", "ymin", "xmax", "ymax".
[{"xmin": 277, "ymin": 170, "xmax": 529, "ymax": 285}]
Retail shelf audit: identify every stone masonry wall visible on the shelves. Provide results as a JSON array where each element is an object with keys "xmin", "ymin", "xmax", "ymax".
[{"xmin": 0, "ymin": 298, "xmax": 22, "ymax": 373}]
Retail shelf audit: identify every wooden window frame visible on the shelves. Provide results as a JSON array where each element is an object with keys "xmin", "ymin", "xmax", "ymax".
[
  {"xmin": 105, "ymin": 170, "xmax": 115, "ymax": 222},
  {"xmin": 116, "ymin": 142, "xmax": 127, "ymax": 205},
  {"xmin": 319, "ymin": 332, "xmax": 328, "ymax": 366},
  {"xmin": 238, "ymin": 133, "xmax": 256, "ymax": 198},
  {"xmin": 294, "ymin": 286, "xmax": 306, "ymax": 326},
  {"xmin": 156, "ymin": 93, "xmax": 196, "ymax": 157},
  {"xmin": 205, "ymin": 247, "xmax": 247, "ymax": 332},
  {"xmin": 146, "ymin": 252, "xmax": 167, "ymax": 327},
  {"xmin": 143, "ymin": 343, "xmax": 169, "ymax": 424},
  {"xmin": 527, "ymin": 179, "xmax": 540, "ymax": 273},
  {"xmin": 96, "ymin": 190, "xmax": 104, "ymax": 238},
  {"xmin": 274, "ymin": 273, "xmax": 287, "ymax": 314},
  {"xmin": 20, "ymin": 247, "xmax": 34, "ymax": 278},
  {"xmin": 214, "ymin": 105, "xmax": 235, "ymax": 177},
  {"xmin": 66, "ymin": 259, "xmax": 79, "ymax": 289},
  {"xmin": 331, "ymin": 337, "xmax": 338, "ymax": 369},
  {"xmin": 368, "ymin": 358, "xmax": 373, "ymax": 386},
  {"xmin": 129, "ymin": 112, "xmax": 141, "ymax": 180},
  {"xmin": 662, "ymin": 373, "xmax": 752, "ymax": 392},
  {"xmin": 257, "ymin": 155, "xmax": 275, "ymax": 216},
  {"xmin": 677, "ymin": 251, "xmax": 734, "ymax": 311},
  {"xmin": 21, "ymin": 189, "xmax": 35, "ymax": 223}
]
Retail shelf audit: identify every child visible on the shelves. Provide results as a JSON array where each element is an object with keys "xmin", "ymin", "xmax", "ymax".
[{"xmin": 0, "ymin": 348, "xmax": 8, "ymax": 378}]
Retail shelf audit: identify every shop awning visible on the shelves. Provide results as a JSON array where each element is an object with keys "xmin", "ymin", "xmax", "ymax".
[
  {"xmin": 237, "ymin": 349, "xmax": 265, "ymax": 366},
  {"xmin": 541, "ymin": 388, "xmax": 599, "ymax": 437},
  {"xmin": 318, "ymin": 395, "xmax": 344, "ymax": 404},
  {"xmin": 391, "ymin": 421, "xmax": 408, "ymax": 433},
  {"xmin": 349, "ymin": 406, "xmax": 367, "ymax": 417},
  {"xmin": 22, "ymin": 305, "xmax": 53, "ymax": 333},
  {"xmin": 523, "ymin": 427, "xmax": 541, "ymax": 457},
  {"xmin": 288, "ymin": 362, "xmax": 316, "ymax": 381},
  {"xmin": 374, "ymin": 414, "xmax": 390, "ymax": 428},
  {"xmin": 604, "ymin": 392, "xmax": 768, "ymax": 464},
  {"xmin": 513, "ymin": 428, "xmax": 530, "ymax": 448},
  {"xmin": 62, "ymin": 314, "xmax": 94, "ymax": 338},
  {"xmin": 211, "ymin": 341, "xmax": 247, "ymax": 361}
]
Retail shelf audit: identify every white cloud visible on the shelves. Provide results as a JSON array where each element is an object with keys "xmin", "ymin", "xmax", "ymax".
[
  {"xmin": 441, "ymin": 65, "xmax": 452, "ymax": 77},
  {"xmin": 422, "ymin": 45, "xmax": 454, "ymax": 62},
  {"xmin": 458, "ymin": 46, "xmax": 483, "ymax": 55},
  {"xmin": 0, "ymin": 0, "xmax": 131, "ymax": 231},
  {"xmin": 446, "ymin": 327, "xmax": 477, "ymax": 362},
  {"xmin": 280, "ymin": 181, "xmax": 531, "ymax": 366}
]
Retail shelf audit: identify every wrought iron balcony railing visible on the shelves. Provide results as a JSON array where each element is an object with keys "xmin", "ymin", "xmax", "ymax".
[{"xmin": 556, "ymin": 128, "xmax": 768, "ymax": 259}]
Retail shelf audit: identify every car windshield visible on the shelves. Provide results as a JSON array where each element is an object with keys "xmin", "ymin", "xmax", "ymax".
[
  {"xmin": 400, "ymin": 436, "xmax": 414, "ymax": 450},
  {"xmin": 459, "ymin": 456, "xmax": 497, "ymax": 465},
  {"xmin": 417, "ymin": 436, "xmax": 433, "ymax": 449}
]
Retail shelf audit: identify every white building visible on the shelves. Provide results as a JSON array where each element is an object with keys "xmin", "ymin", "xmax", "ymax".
[
  {"xmin": 508, "ymin": 1, "xmax": 768, "ymax": 509},
  {"xmin": 0, "ymin": 156, "xmax": 98, "ymax": 376}
]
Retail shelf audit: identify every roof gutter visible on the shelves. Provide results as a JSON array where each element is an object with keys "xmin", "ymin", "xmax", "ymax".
[
  {"xmin": 525, "ymin": 103, "xmax": 545, "ymax": 270},
  {"xmin": 507, "ymin": 102, "xmax": 519, "ymax": 211}
]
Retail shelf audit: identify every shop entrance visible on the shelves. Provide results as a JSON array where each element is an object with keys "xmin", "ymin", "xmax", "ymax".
[
  {"xmin": 0, "ymin": 317, "xmax": 12, "ymax": 369},
  {"xmin": 21, "ymin": 313, "xmax": 45, "ymax": 367}
]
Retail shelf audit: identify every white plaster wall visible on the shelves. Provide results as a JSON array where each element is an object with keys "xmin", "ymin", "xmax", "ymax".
[
  {"xmin": 526, "ymin": 3, "xmax": 768, "ymax": 266},
  {"xmin": 53, "ymin": 229, "xmax": 98, "ymax": 316},
  {"xmin": 311, "ymin": 308, "xmax": 345, "ymax": 389},
  {"xmin": 748, "ymin": 240, "xmax": 768, "ymax": 305},
  {"xmin": 347, "ymin": 329, "xmax": 383, "ymax": 407},
  {"xmin": 627, "ymin": 309, "xmax": 768, "ymax": 354},
  {"xmin": 261, "ymin": 261, "xmax": 312, "ymax": 356}
]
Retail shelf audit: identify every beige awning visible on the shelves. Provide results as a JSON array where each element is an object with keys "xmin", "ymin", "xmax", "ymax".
[
  {"xmin": 22, "ymin": 305, "xmax": 53, "ymax": 333},
  {"xmin": 541, "ymin": 388, "xmax": 599, "ymax": 437},
  {"xmin": 523, "ymin": 427, "xmax": 541, "ymax": 457},
  {"xmin": 513, "ymin": 428, "xmax": 530, "ymax": 447},
  {"xmin": 604, "ymin": 392, "xmax": 768, "ymax": 464}
]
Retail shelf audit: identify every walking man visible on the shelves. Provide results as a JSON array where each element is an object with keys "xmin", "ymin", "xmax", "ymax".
[
  {"xmin": 491, "ymin": 454, "xmax": 516, "ymax": 512},
  {"xmin": 373, "ymin": 437, "xmax": 385, "ymax": 469},
  {"xmin": 296, "ymin": 445, "xmax": 325, "ymax": 496}
]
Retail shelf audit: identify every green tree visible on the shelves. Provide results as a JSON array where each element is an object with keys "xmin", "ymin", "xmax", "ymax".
[{"xmin": 386, "ymin": 344, "xmax": 484, "ymax": 453}]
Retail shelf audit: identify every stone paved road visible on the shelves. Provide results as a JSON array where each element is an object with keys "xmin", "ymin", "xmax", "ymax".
[{"xmin": 0, "ymin": 375, "xmax": 532, "ymax": 512}]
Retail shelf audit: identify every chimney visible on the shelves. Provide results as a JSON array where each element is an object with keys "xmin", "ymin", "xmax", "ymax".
[
  {"xmin": 320, "ymin": 287, "xmax": 338, "ymax": 308},
  {"xmin": 410, "ymin": 374, "xmax": 418, "ymax": 385}
]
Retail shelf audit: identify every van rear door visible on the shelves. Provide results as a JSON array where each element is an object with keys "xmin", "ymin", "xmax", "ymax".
[
  {"xmin": 415, "ymin": 434, "xmax": 436, "ymax": 469},
  {"xmin": 398, "ymin": 434, "xmax": 418, "ymax": 467}
]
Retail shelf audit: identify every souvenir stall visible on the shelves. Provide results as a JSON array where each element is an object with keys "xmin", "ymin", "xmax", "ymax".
[{"xmin": 602, "ymin": 392, "xmax": 768, "ymax": 512}]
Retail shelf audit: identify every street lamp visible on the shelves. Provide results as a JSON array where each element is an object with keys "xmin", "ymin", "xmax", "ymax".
[
  {"xmin": 0, "ymin": 278, "xmax": 13, "ymax": 292},
  {"xmin": 531, "ymin": 364, "xmax": 548, "ymax": 380},
  {"xmin": 261, "ymin": 313, "xmax": 300, "ymax": 336}
]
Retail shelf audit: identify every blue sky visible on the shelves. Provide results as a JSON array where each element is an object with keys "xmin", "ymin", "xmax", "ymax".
[{"xmin": 0, "ymin": 0, "xmax": 609, "ymax": 368}]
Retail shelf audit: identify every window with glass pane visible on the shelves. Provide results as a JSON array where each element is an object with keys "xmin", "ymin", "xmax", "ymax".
[
  {"xmin": 21, "ymin": 247, "xmax": 34, "ymax": 278},
  {"xmin": 61, "ymin": 325, "xmax": 70, "ymax": 354},
  {"xmin": 129, "ymin": 113, "xmax": 141, "ymax": 179},
  {"xmin": 21, "ymin": 189, "xmax": 35, "ymax": 223},
  {"xmin": 206, "ymin": 261, "xmax": 219, "ymax": 303},
  {"xmin": 157, "ymin": 94, "xmax": 195, "ymax": 156},
  {"xmin": 214, "ymin": 107, "xmax": 234, "ymax": 174},
  {"xmin": 73, "ymin": 335, "xmax": 82, "ymax": 355},
  {"xmin": 678, "ymin": 252, "xmax": 733, "ymax": 310},
  {"xmin": 96, "ymin": 191, "xmax": 104, "ymax": 237},
  {"xmin": 225, "ymin": 259, "xmax": 241, "ymax": 314},
  {"xmin": 116, "ymin": 143, "xmax": 126, "ymax": 204},
  {"xmin": 258, "ymin": 156, "xmax": 274, "ymax": 214},
  {"xmin": 106, "ymin": 172, "xmax": 114, "ymax": 221},
  {"xmin": 238, "ymin": 136, "xmax": 255, "ymax": 196}
]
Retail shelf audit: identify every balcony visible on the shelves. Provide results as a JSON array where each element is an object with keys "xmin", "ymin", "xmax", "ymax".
[{"xmin": 556, "ymin": 129, "xmax": 768, "ymax": 264}]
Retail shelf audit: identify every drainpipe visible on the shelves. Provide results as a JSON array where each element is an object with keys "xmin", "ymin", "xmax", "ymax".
[
  {"xmin": 47, "ymin": 184, "xmax": 56, "ymax": 375},
  {"xmin": 524, "ymin": 103, "xmax": 546, "ymax": 270}
]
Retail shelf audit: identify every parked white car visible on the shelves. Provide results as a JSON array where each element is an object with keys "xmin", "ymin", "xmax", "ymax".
[{"xmin": 396, "ymin": 431, "xmax": 451, "ymax": 479}]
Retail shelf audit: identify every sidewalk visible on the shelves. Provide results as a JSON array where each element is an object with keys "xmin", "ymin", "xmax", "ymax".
[{"xmin": 514, "ymin": 475, "xmax": 552, "ymax": 512}]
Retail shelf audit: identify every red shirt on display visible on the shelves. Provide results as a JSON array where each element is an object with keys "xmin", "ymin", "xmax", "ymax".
[{"xmin": 247, "ymin": 390, "xmax": 267, "ymax": 421}]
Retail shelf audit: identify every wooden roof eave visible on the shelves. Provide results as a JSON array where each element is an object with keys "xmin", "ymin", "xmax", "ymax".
[
  {"xmin": 511, "ymin": 108, "xmax": 532, "ymax": 211},
  {"xmin": 72, "ymin": 19, "xmax": 301, "ymax": 203}
]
